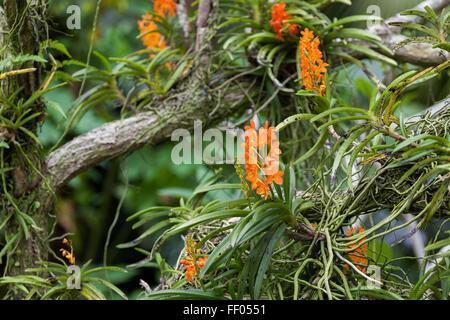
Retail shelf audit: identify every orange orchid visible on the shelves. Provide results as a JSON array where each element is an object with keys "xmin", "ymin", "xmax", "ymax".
[
  {"xmin": 270, "ymin": 2, "xmax": 299, "ymax": 40},
  {"xmin": 344, "ymin": 227, "xmax": 368, "ymax": 274},
  {"xmin": 241, "ymin": 120, "xmax": 284, "ymax": 200},
  {"xmin": 153, "ymin": 0, "xmax": 177, "ymax": 18},
  {"xmin": 180, "ymin": 256, "xmax": 208, "ymax": 283},
  {"xmin": 180, "ymin": 235, "xmax": 208, "ymax": 284},
  {"xmin": 299, "ymin": 28, "xmax": 329, "ymax": 96},
  {"xmin": 60, "ymin": 238, "xmax": 75, "ymax": 265},
  {"xmin": 138, "ymin": 13, "xmax": 167, "ymax": 50},
  {"xmin": 138, "ymin": 0, "xmax": 177, "ymax": 69}
]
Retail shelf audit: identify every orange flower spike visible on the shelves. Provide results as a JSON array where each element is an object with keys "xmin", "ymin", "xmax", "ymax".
[
  {"xmin": 254, "ymin": 180, "xmax": 269, "ymax": 200},
  {"xmin": 180, "ymin": 257, "xmax": 193, "ymax": 265},
  {"xmin": 299, "ymin": 28, "xmax": 329, "ymax": 96},
  {"xmin": 153, "ymin": 0, "xmax": 177, "ymax": 18},
  {"xmin": 60, "ymin": 239, "xmax": 75, "ymax": 265},
  {"xmin": 180, "ymin": 235, "xmax": 209, "ymax": 283},
  {"xmin": 138, "ymin": 14, "xmax": 166, "ymax": 50},
  {"xmin": 270, "ymin": 2, "xmax": 299, "ymax": 40},
  {"xmin": 59, "ymin": 248, "xmax": 67, "ymax": 257},
  {"xmin": 241, "ymin": 121, "xmax": 283, "ymax": 200},
  {"xmin": 266, "ymin": 170, "xmax": 284, "ymax": 185}
]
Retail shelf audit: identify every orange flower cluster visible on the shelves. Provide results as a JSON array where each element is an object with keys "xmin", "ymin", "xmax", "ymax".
[
  {"xmin": 137, "ymin": 0, "xmax": 176, "ymax": 51},
  {"xmin": 138, "ymin": 13, "xmax": 167, "ymax": 50},
  {"xmin": 60, "ymin": 238, "xmax": 75, "ymax": 265},
  {"xmin": 180, "ymin": 236, "xmax": 208, "ymax": 283},
  {"xmin": 242, "ymin": 120, "xmax": 284, "ymax": 200},
  {"xmin": 299, "ymin": 28, "xmax": 329, "ymax": 97},
  {"xmin": 154, "ymin": 0, "xmax": 177, "ymax": 17},
  {"xmin": 344, "ymin": 227, "xmax": 368, "ymax": 274},
  {"xmin": 270, "ymin": 2, "xmax": 299, "ymax": 40}
]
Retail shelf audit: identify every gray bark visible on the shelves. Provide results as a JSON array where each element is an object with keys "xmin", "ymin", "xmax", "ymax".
[{"xmin": 367, "ymin": 0, "xmax": 450, "ymax": 66}]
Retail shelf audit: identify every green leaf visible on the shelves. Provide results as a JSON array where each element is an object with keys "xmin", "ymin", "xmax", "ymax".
[
  {"xmin": 388, "ymin": 22, "xmax": 441, "ymax": 39},
  {"xmin": 296, "ymin": 90, "xmax": 330, "ymax": 111},
  {"xmin": 93, "ymin": 51, "xmax": 112, "ymax": 73},
  {"xmin": 321, "ymin": 15, "xmax": 383, "ymax": 34},
  {"xmin": 252, "ymin": 223, "xmax": 285, "ymax": 299},
  {"xmin": 40, "ymin": 285, "xmax": 68, "ymax": 300},
  {"xmin": 0, "ymin": 54, "xmax": 46, "ymax": 72},
  {"xmin": 347, "ymin": 131, "xmax": 380, "ymax": 191},
  {"xmin": 80, "ymin": 282, "xmax": 107, "ymax": 300},
  {"xmin": 193, "ymin": 183, "xmax": 241, "ymax": 195},
  {"xmin": 367, "ymin": 240, "xmax": 392, "ymax": 264},
  {"xmin": 355, "ymin": 78, "xmax": 375, "ymax": 98},
  {"xmin": 167, "ymin": 209, "xmax": 248, "ymax": 236},
  {"xmin": 284, "ymin": 18, "xmax": 318, "ymax": 34},
  {"xmin": 325, "ymin": 28, "xmax": 381, "ymax": 44},
  {"xmin": 432, "ymin": 42, "xmax": 450, "ymax": 52},
  {"xmin": 233, "ymin": 32, "xmax": 279, "ymax": 49},
  {"xmin": 393, "ymin": 133, "xmax": 450, "ymax": 152},
  {"xmin": 331, "ymin": 126, "xmax": 370, "ymax": 186},
  {"xmin": 84, "ymin": 277, "xmax": 128, "ymax": 300},
  {"xmin": 46, "ymin": 39, "xmax": 72, "ymax": 58},
  {"xmin": 119, "ymin": 220, "xmax": 174, "ymax": 248},
  {"xmin": 42, "ymin": 97, "xmax": 67, "ymax": 119},
  {"xmin": 163, "ymin": 60, "xmax": 189, "ymax": 93},
  {"xmin": 131, "ymin": 210, "xmax": 172, "ymax": 230},
  {"xmin": 81, "ymin": 266, "xmax": 127, "ymax": 277},
  {"xmin": 126, "ymin": 206, "xmax": 172, "ymax": 221},
  {"xmin": 200, "ymin": 233, "xmax": 232, "ymax": 277},
  {"xmin": 0, "ymin": 141, "xmax": 9, "ymax": 149},
  {"xmin": 293, "ymin": 129, "xmax": 329, "ymax": 165},
  {"xmin": 276, "ymin": 113, "xmax": 314, "ymax": 131},
  {"xmin": 0, "ymin": 275, "xmax": 51, "ymax": 288},
  {"xmin": 317, "ymin": 115, "xmax": 371, "ymax": 131},
  {"xmin": 145, "ymin": 289, "xmax": 229, "ymax": 300},
  {"xmin": 335, "ymin": 43, "xmax": 397, "ymax": 66},
  {"xmin": 201, "ymin": 199, "xmax": 249, "ymax": 214},
  {"xmin": 424, "ymin": 238, "xmax": 450, "ymax": 251},
  {"xmin": 393, "ymin": 36, "xmax": 439, "ymax": 52},
  {"xmin": 22, "ymin": 82, "xmax": 67, "ymax": 110},
  {"xmin": 283, "ymin": 166, "xmax": 296, "ymax": 210},
  {"xmin": 0, "ymin": 233, "xmax": 19, "ymax": 264},
  {"xmin": 109, "ymin": 57, "xmax": 147, "ymax": 75},
  {"xmin": 401, "ymin": 7, "xmax": 439, "ymax": 28},
  {"xmin": 145, "ymin": 48, "xmax": 179, "ymax": 73},
  {"xmin": 311, "ymin": 107, "xmax": 369, "ymax": 122},
  {"xmin": 232, "ymin": 207, "xmax": 287, "ymax": 247}
]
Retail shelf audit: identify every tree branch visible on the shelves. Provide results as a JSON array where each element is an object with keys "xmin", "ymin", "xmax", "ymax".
[
  {"xmin": 46, "ymin": 85, "xmax": 253, "ymax": 191},
  {"xmin": 195, "ymin": 0, "xmax": 212, "ymax": 51},
  {"xmin": 365, "ymin": 0, "xmax": 450, "ymax": 66}
]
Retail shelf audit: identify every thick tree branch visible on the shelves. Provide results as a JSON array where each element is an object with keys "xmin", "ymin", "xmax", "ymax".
[
  {"xmin": 195, "ymin": 0, "xmax": 212, "ymax": 51},
  {"xmin": 365, "ymin": 0, "xmax": 450, "ymax": 66},
  {"xmin": 46, "ymin": 85, "xmax": 252, "ymax": 191},
  {"xmin": 176, "ymin": 0, "xmax": 192, "ymax": 50}
]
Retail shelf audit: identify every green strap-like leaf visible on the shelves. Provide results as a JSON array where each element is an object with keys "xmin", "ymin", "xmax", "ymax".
[
  {"xmin": 321, "ymin": 15, "xmax": 383, "ymax": 34},
  {"xmin": 145, "ymin": 289, "xmax": 229, "ymax": 300},
  {"xmin": 388, "ymin": 22, "xmax": 441, "ymax": 39}
]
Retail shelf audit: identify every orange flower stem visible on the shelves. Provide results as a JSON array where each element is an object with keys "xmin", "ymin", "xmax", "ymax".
[{"xmin": 193, "ymin": 263, "xmax": 206, "ymax": 289}]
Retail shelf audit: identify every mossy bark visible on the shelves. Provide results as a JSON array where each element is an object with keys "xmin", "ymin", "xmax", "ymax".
[{"xmin": 0, "ymin": 0, "xmax": 50, "ymax": 298}]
